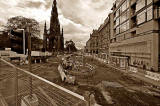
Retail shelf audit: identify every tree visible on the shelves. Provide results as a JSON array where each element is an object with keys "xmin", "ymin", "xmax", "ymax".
[
  {"xmin": 6, "ymin": 16, "xmax": 42, "ymax": 51},
  {"xmin": 6, "ymin": 16, "xmax": 40, "ymax": 38},
  {"xmin": 65, "ymin": 40, "xmax": 77, "ymax": 53}
]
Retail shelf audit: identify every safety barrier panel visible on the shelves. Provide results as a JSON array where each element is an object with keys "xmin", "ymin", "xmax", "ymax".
[{"xmin": 0, "ymin": 58, "xmax": 86, "ymax": 106}]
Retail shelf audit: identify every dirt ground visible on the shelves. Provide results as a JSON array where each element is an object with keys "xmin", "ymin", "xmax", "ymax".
[
  {"xmin": 81, "ymin": 57, "xmax": 160, "ymax": 106},
  {"xmin": 1, "ymin": 56, "xmax": 160, "ymax": 106},
  {"xmin": 25, "ymin": 56, "xmax": 160, "ymax": 106}
]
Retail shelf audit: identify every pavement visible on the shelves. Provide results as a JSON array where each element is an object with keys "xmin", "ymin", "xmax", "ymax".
[
  {"xmin": 86, "ymin": 55, "xmax": 160, "ymax": 88},
  {"xmin": 75, "ymin": 55, "xmax": 160, "ymax": 105},
  {"xmin": 108, "ymin": 64, "xmax": 160, "ymax": 88}
]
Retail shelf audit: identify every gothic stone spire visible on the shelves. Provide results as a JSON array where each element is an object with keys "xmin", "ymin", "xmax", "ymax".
[
  {"xmin": 54, "ymin": 0, "xmax": 57, "ymax": 6},
  {"xmin": 44, "ymin": 21, "xmax": 47, "ymax": 34},
  {"xmin": 49, "ymin": 0, "xmax": 61, "ymax": 51},
  {"xmin": 50, "ymin": 0, "xmax": 60, "ymax": 35}
]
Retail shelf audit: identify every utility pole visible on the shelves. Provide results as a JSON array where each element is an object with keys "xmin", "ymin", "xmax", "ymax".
[
  {"xmin": 15, "ymin": 68, "xmax": 18, "ymax": 106},
  {"xmin": 83, "ymin": 49, "xmax": 85, "ymax": 67},
  {"xmin": 27, "ymin": 26, "xmax": 33, "ymax": 99}
]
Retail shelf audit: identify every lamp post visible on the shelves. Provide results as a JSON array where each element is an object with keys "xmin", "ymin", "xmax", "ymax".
[{"xmin": 27, "ymin": 26, "xmax": 33, "ymax": 99}]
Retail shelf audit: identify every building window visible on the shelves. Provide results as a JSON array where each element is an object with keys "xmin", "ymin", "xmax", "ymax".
[
  {"xmin": 120, "ymin": 9, "xmax": 129, "ymax": 24},
  {"xmin": 120, "ymin": 22, "xmax": 126, "ymax": 33},
  {"xmin": 116, "ymin": 26, "xmax": 120, "ymax": 34},
  {"xmin": 137, "ymin": 5, "xmax": 153, "ymax": 24},
  {"xmin": 137, "ymin": 10, "xmax": 146, "ymax": 24},
  {"xmin": 136, "ymin": 0, "xmax": 146, "ymax": 12},
  {"xmin": 126, "ymin": 9, "xmax": 130, "ymax": 18},
  {"xmin": 116, "ymin": 9, "xmax": 120, "ymax": 18},
  {"xmin": 127, "ymin": 0, "xmax": 129, "ymax": 8},
  {"xmin": 120, "ymin": 20, "xmax": 129, "ymax": 33},
  {"xmin": 147, "ymin": 0, "xmax": 152, "ymax": 5},
  {"xmin": 147, "ymin": 6, "xmax": 153, "ymax": 21},
  {"xmin": 126, "ymin": 20, "xmax": 129, "ymax": 30},
  {"xmin": 120, "ymin": 12, "xmax": 126, "ymax": 23},
  {"xmin": 122, "ymin": 1, "xmax": 127, "ymax": 12},
  {"xmin": 116, "ymin": 17, "xmax": 120, "ymax": 26}
]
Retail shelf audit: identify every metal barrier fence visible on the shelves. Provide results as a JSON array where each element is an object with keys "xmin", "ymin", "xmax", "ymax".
[{"xmin": 0, "ymin": 58, "xmax": 86, "ymax": 106}]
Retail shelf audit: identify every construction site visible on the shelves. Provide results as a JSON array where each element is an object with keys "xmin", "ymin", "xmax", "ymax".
[
  {"xmin": 0, "ymin": 50, "xmax": 160, "ymax": 106},
  {"xmin": 0, "ymin": 0, "xmax": 160, "ymax": 105}
]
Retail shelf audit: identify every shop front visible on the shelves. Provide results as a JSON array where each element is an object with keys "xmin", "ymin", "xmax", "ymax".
[{"xmin": 110, "ymin": 56, "xmax": 128, "ymax": 69}]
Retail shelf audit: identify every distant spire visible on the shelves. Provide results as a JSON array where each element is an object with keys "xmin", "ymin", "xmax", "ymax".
[
  {"xmin": 50, "ymin": 0, "xmax": 59, "ymax": 34},
  {"xmin": 43, "ymin": 21, "xmax": 47, "ymax": 50},
  {"xmin": 53, "ymin": 0, "xmax": 57, "ymax": 7},
  {"xmin": 51, "ymin": 0, "xmax": 58, "ymax": 15},
  {"xmin": 61, "ymin": 27, "xmax": 64, "ymax": 50},
  {"xmin": 44, "ymin": 21, "xmax": 47, "ymax": 33},
  {"xmin": 45, "ymin": 21, "xmax": 46, "ymax": 28},
  {"xmin": 62, "ymin": 27, "xmax": 63, "ymax": 35}
]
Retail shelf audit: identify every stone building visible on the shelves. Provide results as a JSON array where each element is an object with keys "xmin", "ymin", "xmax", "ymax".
[
  {"xmin": 85, "ymin": 16, "xmax": 111, "ymax": 60},
  {"xmin": 89, "ymin": 30, "xmax": 99, "ymax": 54},
  {"xmin": 85, "ymin": 0, "xmax": 160, "ymax": 72},
  {"xmin": 43, "ymin": 0, "xmax": 64, "ymax": 52},
  {"xmin": 85, "ymin": 38, "xmax": 91, "ymax": 53},
  {"xmin": 110, "ymin": 0, "xmax": 160, "ymax": 71},
  {"xmin": 97, "ymin": 17, "xmax": 111, "ymax": 60}
]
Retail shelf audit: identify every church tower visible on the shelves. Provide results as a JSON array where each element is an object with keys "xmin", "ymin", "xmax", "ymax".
[
  {"xmin": 43, "ymin": 0, "xmax": 64, "ymax": 52},
  {"xmin": 49, "ymin": 0, "xmax": 61, "ymax": 52}
]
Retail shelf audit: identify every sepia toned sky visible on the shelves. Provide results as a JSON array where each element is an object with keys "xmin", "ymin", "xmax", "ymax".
[{"xmin": 0, "ymin": 0, "xmax": 115, "ymax": 48}]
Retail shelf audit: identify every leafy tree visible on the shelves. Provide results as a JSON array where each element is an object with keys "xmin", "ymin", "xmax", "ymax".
[
  {"xmin": 65, "ymin": 40, "xmax": 77, "ymax": 53},
  {"xmin": 6, "ymin": 16, "xmax": 42, "ymax": 51},
  {"xmin": 6, "ymin": 16, "xmax": 40, "ymax": 38}
]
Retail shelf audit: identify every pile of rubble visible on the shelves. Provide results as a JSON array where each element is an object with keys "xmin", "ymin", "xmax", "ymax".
[{"xmin": 58, "ymin": 55, "xmax": 96, "ymax": 84}]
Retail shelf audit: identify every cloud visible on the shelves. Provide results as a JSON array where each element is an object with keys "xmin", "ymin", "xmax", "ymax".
[
  {"xmin": 18, "ymin": 1, "xmax": 43, "ymax": 9},
  {"xmin": 64, "ymin": 33, "xmax": 90, "ymax": 49},
  {"xmin": 0, "ymin": 0, "xmax": 115, "ymax": 48}
]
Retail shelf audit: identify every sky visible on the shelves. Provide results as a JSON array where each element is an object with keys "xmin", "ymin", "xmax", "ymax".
[{"xmin": 0, "ymin": 0, "xmax": 115, "ymax": 49}]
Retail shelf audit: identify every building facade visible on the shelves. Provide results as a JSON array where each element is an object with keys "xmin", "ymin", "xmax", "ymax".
[
  {"xmin": 85, "ymin": 38, "xmax": 91, "ymax": 53},
  {"xmin": 97, "ymin": 17, "xmax": 111, "ymax": 60},
  {"xmin": 85, "ymin": 0, "xmax": 160, "ymax": 72},
  {"xmin": 85, "ymin": 17, "xmax": 111, "ymax": 60},
  {"xmin": 43, "ymin": 0, "xmax": 64, "ymax": 52},
  {"xmin": 110, "ymin": 0, "xmax": 160, "ymax": 71},
  {"xmin": 89, "ymin": 30, "xmax": 99, "ymax": 54}
]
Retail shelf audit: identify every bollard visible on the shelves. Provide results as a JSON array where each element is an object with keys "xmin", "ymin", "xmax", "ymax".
[
  {"xmin": 46, "ymin": 59, "xmax": 48, "ymax": 62},
  {"xmin": 34, "ymin": 59, "xmax": 37, "ymax": 64}
]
